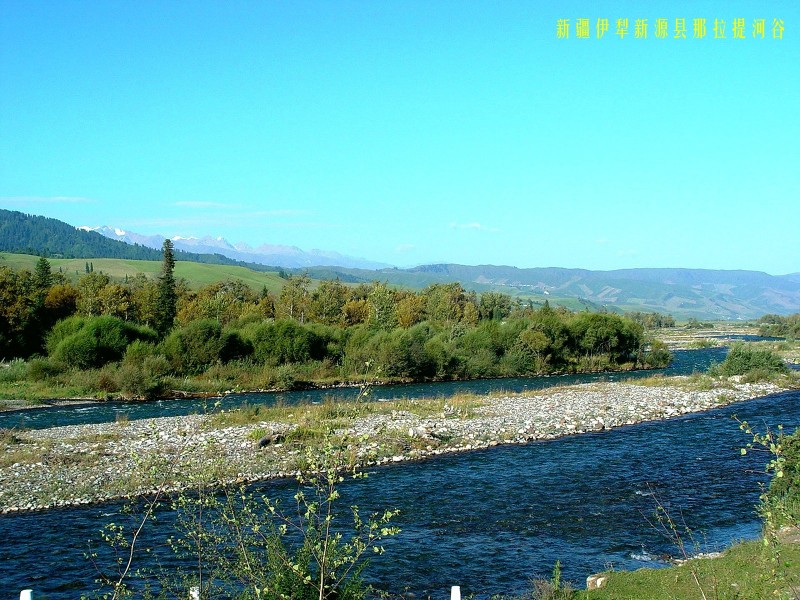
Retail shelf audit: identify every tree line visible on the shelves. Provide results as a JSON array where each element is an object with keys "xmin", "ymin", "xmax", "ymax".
[
  {"xmin": 0, "ymin": 250, "xmax": 673, "ymax": 397},
  {"xmin": 757, "ymin": 313, "xmax": 800, "ymax": 339}
]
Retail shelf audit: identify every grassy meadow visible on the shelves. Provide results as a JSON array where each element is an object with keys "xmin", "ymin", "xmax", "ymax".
[{"xmin": 1, "ymin": 252, "xmax": 287, "ymax": 292}]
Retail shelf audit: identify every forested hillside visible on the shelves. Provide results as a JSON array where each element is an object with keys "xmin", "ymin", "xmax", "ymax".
[{"xmin": 0, "ymin": 209, "xmax": 272, "ymax": 270}]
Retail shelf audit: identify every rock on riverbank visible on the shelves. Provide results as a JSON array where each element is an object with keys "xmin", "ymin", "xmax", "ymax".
[{"xmin": 0, "ymin": 379, "xmax": 787, "ymax": 513}]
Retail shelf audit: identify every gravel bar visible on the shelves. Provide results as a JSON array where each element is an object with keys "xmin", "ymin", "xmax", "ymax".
[{"xmin": 0, "ymin": 378, "xmax": 788, "ymax": 513}]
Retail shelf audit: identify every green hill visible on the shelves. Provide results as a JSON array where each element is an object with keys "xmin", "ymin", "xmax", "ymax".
[
  {"xmin": 3, "ymin": 209, "xmax": 798, "ymax": 320},
  {"xmin": 0, "ymin": 252, "xmax": 287, "ymax": 293},
  {"xmin": 0, "ymin": 209, "xmax": 279, "ymax": 272},
  {"xmin": 303, "ymin": 264, "xmax": 800, "ymax": 320}
]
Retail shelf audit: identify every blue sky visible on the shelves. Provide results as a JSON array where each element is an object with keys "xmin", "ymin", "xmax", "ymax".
[{"xmin": 1, "ymin": 1, "xmax": 798, "ymax": 274}]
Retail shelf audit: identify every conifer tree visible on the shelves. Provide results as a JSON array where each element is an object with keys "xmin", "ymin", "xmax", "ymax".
[{"xmin": 155, "ymin": 239, "xmax": 177, "ymax": 335}]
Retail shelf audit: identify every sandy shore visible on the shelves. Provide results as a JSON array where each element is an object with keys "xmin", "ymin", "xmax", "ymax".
[{"xmin": 0, "ymin": 378, "xmax": 789, "ymax": 513}]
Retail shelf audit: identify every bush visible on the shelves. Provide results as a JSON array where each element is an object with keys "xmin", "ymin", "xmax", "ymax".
[
  {"xmin": 47, "ymin": 316, "xmax": 157, "ymax": 369},
  {"xmin": 219, "ymin": 330, "xmax": 253, "ymax": 363},
  {"xmin": 567, "ymin": 312, "xmax": 643, "ymax": 365},
  {"xmin": 123, "ymin": 339, "xmax": 157, "ymax": 364},
  {"xmin": 452, "ymin": 322, "xmax": 508, "ymax": 377},
  {"xmin": 423, "ymin": 333, "xmax": 460, "ymax": 379},
  {"xmin": 713, "ymin": 343, "xmax": 788, "ymax": 378},
  {"xmin": 343, "ymin": 322, "xmax": 445, "ymax": 380},
  {"xmin": 250, "ymin": 320, "xmax": 325, "ymax": 366},
  {"xmin": 25, "ymin": 356, "xmax": 66, "ymax": 380},
  {"xmin": 0, "ymin": 358, "xmax": 28, "ymax": 383},
  {"xmin": 643, "ymin": 339, "xmax": 672, "ymax": 368},
  {"xmin": 52, "ymin": 333, "xmax": 98, "ymax": 369},
  {"xmin": 768, "ymin": 428, "xmax": 800, "ymax": 502},
  {"xmin": 758, "ymin": 313, "xmax": 800, "ymax": 339},
  {"xmin": 117, "ymin": 362, "xmax": 164, "ymax": 399},
  {"xmin": 274, "ymin": 363, "xmax": 298, "ymax": 390},
  {"xmin": 97, "ymin": 438, "xmax": 400, "ymax": 600},
  {"xmin": 162, "ymin": 319, "xmax": 249, "ymax": 375},
  {"xmin": 46, "ymin": 316, "xmax": 89, "ymax": 353}
]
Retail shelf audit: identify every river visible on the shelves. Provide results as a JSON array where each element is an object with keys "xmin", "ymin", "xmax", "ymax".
[
  {"xmin": 1, "ymin": 346, "xmax": 797, "ymax": 598},
  {"xmin": 0, "ymin": 347, "xmax": 728, "ymax": 431}
]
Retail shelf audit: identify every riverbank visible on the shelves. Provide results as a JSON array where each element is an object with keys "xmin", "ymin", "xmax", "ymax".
[
  {"xmin": 0, "ymin": 375, "xmax": 791, "ymax": 514},
  {"xmin": 581, "ymin": 528, "xmax": 800, "ymax": 599}
]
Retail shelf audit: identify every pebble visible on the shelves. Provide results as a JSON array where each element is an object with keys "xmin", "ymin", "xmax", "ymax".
[{"xmin": 0, "ymin": 379, "xmax": 788, "ymax": 514}]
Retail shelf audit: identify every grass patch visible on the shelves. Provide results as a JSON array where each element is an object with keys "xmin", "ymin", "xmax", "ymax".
[
  {"xmin": 207, "ymin": 393, "xmax": 485, "ymax": 434},
  {"xmin": 284, "ymin": 425, "xmax": 330, "ymax": 444},
  {"xmin": 0, "ymin": 438, "xmax": 51, "ymax": 468},
  {"xmin": 745, "ymin": 340, "xmax": 800, "ymax": 374},
  {"xmin": 208, "ymin": 402, "xmax": 296, "ymax": 428},
  {"xmin": 583, "ymin": 537, "xmax": 800, "ymax": 599},
  {"xmin": 0, "ymin": 427, "xmax": 22, "ymax": 445},
  {"xmin": 686, "ymin": 338, "xmax": 720, "ymax": 349},
  {"xmin": 72, "ymin": 431, "xmax": 121, "ymax": 444},
  {"xmin": 395, "ymin": 393, "xmax": 484, "ymax": 418},
  {"xmin": 626, "ymin": 372, "xmax": 720, "ymax": 392}
]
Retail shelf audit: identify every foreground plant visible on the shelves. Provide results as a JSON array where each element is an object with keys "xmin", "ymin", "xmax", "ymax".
[{"xmin": 88, "ymin": 435, "xmax": 399, "ymax": 600}]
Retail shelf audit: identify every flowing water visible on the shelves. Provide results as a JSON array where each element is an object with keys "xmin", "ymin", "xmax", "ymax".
[
  {"xmin": 0, "ymin": 348, "xmax": 727, "ymax": 431},
  {"xmin": 2, "ymin": 346, "xmax": 798, "ymax": 598}
]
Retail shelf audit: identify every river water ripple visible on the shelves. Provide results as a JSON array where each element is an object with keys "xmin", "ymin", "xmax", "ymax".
[
  {"xmin": 0, "ymin": 348, "xmax": 728, "ymax": 431},
  {"xmin": 2, "ymin": 347, "xmax": 797, "ymax": 597}
]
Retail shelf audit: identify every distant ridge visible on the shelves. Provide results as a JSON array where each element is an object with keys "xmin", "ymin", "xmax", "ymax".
[
  {"xmin": 0, "ymin": 209, "xmax": 272, "ymax": 270},
  {"xmin": 2, "ymin": 209, "xmax": 798, "ymax": 320},
  {"xmin": 301, "ymin": 263, "xmax": 800, "ymax": 320},
  {"xmin": 82, "ymin": 225, "xmax": 391, "ymax": 270}
]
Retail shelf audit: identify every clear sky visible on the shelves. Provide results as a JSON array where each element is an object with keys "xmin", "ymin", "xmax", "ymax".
[{"xmin": 1, "ymin": 1, "xmax": 798, "ymax": 274}]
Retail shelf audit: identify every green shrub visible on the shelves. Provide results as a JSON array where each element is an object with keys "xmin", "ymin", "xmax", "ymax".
[
  {"xmin": 305, "ymin": 322, "xmax": 346, "ymax": 363},
  {"xmin": 768, "ymin": 428, "xmax": 800, "ymax": 506},
  {"xmin": 47, "ymin": 315, "xmax": 157, "ymax": 369},
  {"xmin": 423, "ymin": 333, "xmax": 460, "ymax": 379},
  {"xmin": 219, "ymin": 330, "xmax": 253, "ymax": 363},
  {"xmin": 250, "ymin": 320, "xmax": 324, "ymax": 365},
  {"xmin": 117, "ymin": 362, "xmax": 163, "ymax": 399},
  {"xmin": 97, "ymin": 439, "xmax": 399, "ymax": 600},
  {"xmin": 162, "ymin": 319, "xmax": 250, "ymax": 374},
  {"xmin": 95, "ymin": 365, "xmax": 120, "ymax": 393},
  {"xmin": 713, "ymin": 343, "xmax": 788, "ymax": 378},
  {"xmin": 346, "ymin": 325, "xmax": 437, "ymax": 380},
  {"xmin": 758, "ymin": 313, "xmax": 800, "ymax": 339},
  {"xmin": 25, "ymin": 356, "xmax": 66, "ymax": 380},
  {"xmin": 0, "ymin": 358, "xmax": 28, "ymax": 383},
  {"xmin": 123, "ymin": 339, "xmax": 157, "ymax": 364},
  {"xmin": 46, "ymin": 316, "xmax": 89, "ymax": 354},
  {"xmin": 574, "ymin": 353, "xmax": 613, "ymax": 373},
  {"xmin": 453, "ymin": 321, "xmax": 513, "ymax": 377},
  {"xmin": 461, "ymin": 347, "xmax": 500, "ymax": 378},
  {"xmin": 643, "ymin": 339, "xmax": 672, "ymax": 368},
  {"xmin": 568, "ymin": 312, "xmax": 643, "ymax": 365},
  {"xmin": 274, "ymin": 363, "xmax": 298, "ymax": 390},
  {"xmin": 52, "ymin": 333, "xmax": 98, "ymax": 369},
  {"xmin": 142, "ymin": 354, "xmax": 172, "ymax": 378}
]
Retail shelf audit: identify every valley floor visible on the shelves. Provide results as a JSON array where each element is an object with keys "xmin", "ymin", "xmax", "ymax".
[{"xmin": 0, "ymin": 376, "xmax": 790, "ymax": 513}]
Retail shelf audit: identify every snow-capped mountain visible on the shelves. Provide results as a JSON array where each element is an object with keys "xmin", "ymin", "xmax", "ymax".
[{"xmin": 78, "ymin": 225, "xmax": 390, "ymax": 269}]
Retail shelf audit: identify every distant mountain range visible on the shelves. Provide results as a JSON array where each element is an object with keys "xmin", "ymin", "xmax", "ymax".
[
  {"xmin": 300, "ymin": 264, "xmax": 800, "ymax": 320},
  {"xmin": 81, "ymin": 225, "xmax": 390, "ymax": 270},
  {"xmin": 2, "ymin": 209, "xmax": 798, "ymax": 320},
  {"xmin": 0, "ymin": 209, "xmax": 273, "ymax": 270}
]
